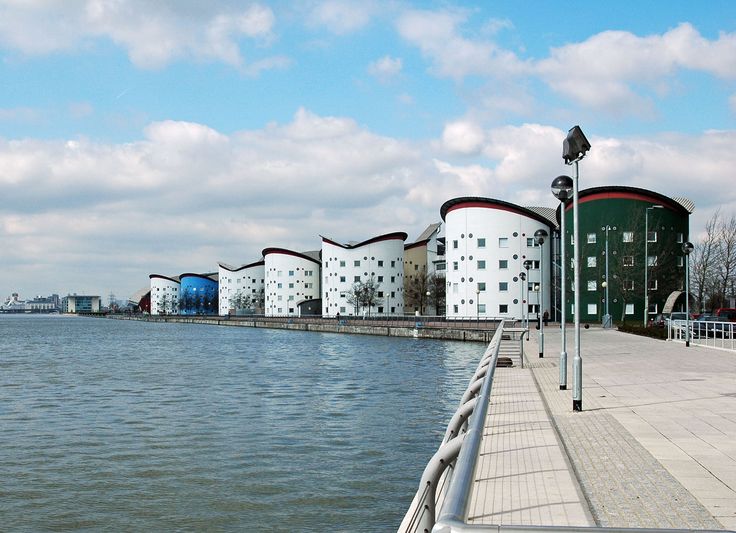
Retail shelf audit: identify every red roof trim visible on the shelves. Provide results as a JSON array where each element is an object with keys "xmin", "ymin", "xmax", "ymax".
[
  {"xmin": 149, "ymin": 274, "xmax": 180, "ymax": 284},
  {"xmin": 262, "ymin": 248, "xmax": 322, "ymax": 265},
  {"xmin": 563, "ymin": 191, "xmax": 680, "ymax": 212},
  {"xmin": 179, "ymin": 272, "xmax": 218, "ymax": 283},
  {"xmin": 404, "ymin": 239, "xmax": 430, "ymax": 251},
  {"xmin": 218, "ymin": 260, "xmax": 265, "ymax": 272},
  {"xmin": 321, "ymin": 231, "xmax": 408, "ymax": 250}
]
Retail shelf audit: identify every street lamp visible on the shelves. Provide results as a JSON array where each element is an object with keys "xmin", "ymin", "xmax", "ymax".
[
  {"xmin": 644, "ymin": 205, "xmax": 664, "ymax": 326},
  {"xmin": 552, "ymin": 175, "xmax": 573, "ymax": 389},
  {"xmin": 523, "ymin": 260, "xmax": 532, "ymax": 339},
  {"xmin": 519, "ymin": 271, "xmax": 526, "ymax": 329},
  {"xmin": 426, "ymin": 290, "xmax": 431, "ymax": 316},
  {"xmin": 535, "ymin": 229, "xmax": 548, "ymax": 357},
  {"xmin": 475, "ymin": 288, "xmax": 480, "ymax": 324},
  {"xmin": 602, "ymin": 225, "xmax": 615, "ymax": 328},
  {"xmin": 683, "ymin": 241, "xmax": 694, "ymax": 347},
  {"xmin": 563, "ymin": 125, "xmax": 591, "ymax": 412}
]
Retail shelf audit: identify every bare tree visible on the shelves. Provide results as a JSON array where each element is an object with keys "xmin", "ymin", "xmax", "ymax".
[
  {"xmin": 715, "ymin": 213, "xmax": 736, "ymax": 309},
  {"xmin": 345, "ymin": 277, "xmax": 381, "ymax": 316},
  {"xmin": 691, "ymin": 210, "xmax": 720, "ymax": 312},
  {"xmin": 404, "ymin": 268, "xmax": 430, "ymax": 314}
]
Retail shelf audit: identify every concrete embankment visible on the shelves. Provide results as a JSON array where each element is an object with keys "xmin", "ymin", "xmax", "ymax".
[{"xmin": 102, "ymin": 314, "xmax": 497, "ymax": 343}]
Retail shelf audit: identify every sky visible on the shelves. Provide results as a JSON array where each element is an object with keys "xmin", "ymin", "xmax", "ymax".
[{"xmin": 1, "ymin": 0, "xmax": 735, "ymax": 303}]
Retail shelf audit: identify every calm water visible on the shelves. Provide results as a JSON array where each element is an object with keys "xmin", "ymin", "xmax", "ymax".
[{"xmin": 0, "ymin": 315, "xmax": 482, "ymax": 531}]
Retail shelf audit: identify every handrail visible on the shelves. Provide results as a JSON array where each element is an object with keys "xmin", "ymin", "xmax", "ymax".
[{"xmin": 398, "ymin": 321, "xmax": 506, "ymax": 533}]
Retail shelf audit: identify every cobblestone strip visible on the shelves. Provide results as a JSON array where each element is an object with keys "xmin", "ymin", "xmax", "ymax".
[{"xmin": 523, "ymin": 340, "xmax": 723, "ymax": 529}]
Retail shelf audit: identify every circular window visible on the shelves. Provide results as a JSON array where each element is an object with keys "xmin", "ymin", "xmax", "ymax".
[
  {"xmin": 461, "ymin": 256, "xmax": 465, "ymax": 261},
  {"xmin": 513, "ymin": 276, "xmax": 518, "ymax": 282},
  {"xmin": 469, "ymin": 233, "xmax": 473, "ymax": 238},
  {"xmin": 469, "ymin": 255, "xmax": 473, "ymax": 260},
  {"xmin": 513, "ymin": 299, "xmax": 518, "ymax": 304},
  {"xmin": 513, "ymin": 232, "xmax": 518, "ymax": 237},
  {"xmin": 513, "ymin": 254, "xmax": 518, "ymax": 259},
  {"xmin": 469, "ymin": 299, "xmax": 474, "ymax": 304},
  {"xmin": 469, "ymin": 277, "xmax": 473, "ymax": 282},
  {"xmin": 461, "ymin": 277, "xmax": 465, "ymax": 282},
  {"xmin": 461, "ymin": 299, "xmax": 465, "ymax": 304}
]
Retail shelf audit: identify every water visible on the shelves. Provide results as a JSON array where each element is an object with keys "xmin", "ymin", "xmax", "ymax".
[{"xmin": 0, "ymin": 315, "xmax": 483, "ymax": 531}]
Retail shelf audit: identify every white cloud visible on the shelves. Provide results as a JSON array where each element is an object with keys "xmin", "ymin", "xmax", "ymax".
[
  {"xmin": 368, "ymin": 55, "xmax": 402, "ymax": 82},
  {"xmin": 441, "ymin": 120, "xmax": 485, "ymax": 155},
  {"xmin": 0, "ymin": 1, "xmax": 281, "ymax": 70},
  {"xmin": 305, "ymin": 0, "xmax": 376, "ymax": 35}
]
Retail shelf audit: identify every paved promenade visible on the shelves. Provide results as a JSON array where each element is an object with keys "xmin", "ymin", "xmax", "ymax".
[{"xmin": 489, "ymin": 326, "xmax": 736, "ymax": 530}]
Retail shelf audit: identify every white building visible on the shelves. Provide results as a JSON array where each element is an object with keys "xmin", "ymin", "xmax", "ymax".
[
  {"xmin": 263, "ymin": 248, "xmax": 321, "ymax": 316},
  {"xmin": 321, "ymin": 232, "xmax": 406, "ymax": 317},
  {"xmin": 217, "ymin": 260, "xmax": 265, "ymax": 316},
  {"xmin": 149, "ymin": 274, "xmax": 180, "ymax": 315},
  {"xmin": 441, "ymin": 197, "xmax": 554, "ymax": 320}
]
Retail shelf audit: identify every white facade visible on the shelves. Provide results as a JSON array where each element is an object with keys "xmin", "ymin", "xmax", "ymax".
[
  {"xmin": 263, "ymin": 249, "xmax": 321, "ymax": 316},
  {"xmin": 150, "ymin": 275, "xmax": 180, "ymax": 315},
  {"xmin": 218, "ymin": 261, "xmax": 265, "ymax": 316},
  {"xmin": 442, "ymin": 198, "xmax": 552, "ymax": 320},
  {"xmin": 321, "ymin": 233, "xmax": 406, "ymax": 317}
]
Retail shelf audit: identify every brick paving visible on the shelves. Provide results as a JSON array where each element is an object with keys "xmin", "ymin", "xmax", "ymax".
[{"xmin": 522, "ymin": 327, "xmax": 734, "ymax": 529}]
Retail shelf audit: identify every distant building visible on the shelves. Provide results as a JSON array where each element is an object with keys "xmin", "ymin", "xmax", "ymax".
[
  {"xmin": 2, "ymin": 293, "xmax": 61, "ymax": 313},
  {"xmin": 150, "ymin": 275, "xmax": 180, "ymax": 315},
  {"xmin": 62, "ymin": 295, "xmax": 101, "ymax": 313},
  {"xmin": 404, "ymin": 223, "xmax": 445, "ymax": 315},
  {"xmin": 321, "ymin": 232, "xmax": 406, "ymax": 317},
  {"xmin": 263, "ymin": 248, "xmax": 321, "ymax": 316},
  {"xmin": 217, "ymin": 260, "xmax": 265, "ymax": 316},
  {"xmin": 179, "ymin": 273, "xmax": 218, "ymax": 315}
]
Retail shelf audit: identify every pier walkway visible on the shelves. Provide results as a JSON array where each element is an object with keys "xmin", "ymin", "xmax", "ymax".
[{"xmin": 471, "ymin": 327, "xmax": 735, "ymax": 530}]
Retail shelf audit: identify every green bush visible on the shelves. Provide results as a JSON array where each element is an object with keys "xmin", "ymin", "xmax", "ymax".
[{"xmin": 617, "ymin": 323, "xmax": 668, "ymax": 340}]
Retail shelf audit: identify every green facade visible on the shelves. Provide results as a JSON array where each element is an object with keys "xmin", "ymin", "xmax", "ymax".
[{"xmin": 560, "ymin": 188, "xmax": 690, "ymax": 325}]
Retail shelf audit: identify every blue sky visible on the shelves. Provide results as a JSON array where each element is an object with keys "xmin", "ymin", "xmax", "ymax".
[{"xmin": 0, "ymin": 1, "xmax": 735, "ymax": 301}]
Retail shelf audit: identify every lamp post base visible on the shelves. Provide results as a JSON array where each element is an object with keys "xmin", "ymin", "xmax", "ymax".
[
  {"xmin": 560, "ymin": 385, "xmax": 567, "ymax": 390},
  {"xmin": 539, "ymin": 352, "xmax": 543, "ymax": 358},
  {"xmin": 573, "ymin": 399, "xmax": 582, "ymax": 411}
]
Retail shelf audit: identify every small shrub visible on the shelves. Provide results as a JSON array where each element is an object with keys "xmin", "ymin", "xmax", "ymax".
[{"xmin": 617, "ymin": 323, "xmax": 668, "ymax": 340}]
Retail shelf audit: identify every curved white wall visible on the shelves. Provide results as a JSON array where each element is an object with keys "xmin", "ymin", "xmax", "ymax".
[
  {"xmin": 444, "ymin": 203, "xmax": 551, "ymax": 320},
  {"xmin": 218, "ymin": 262, "xmax": 265, "ymax": 316},
  {"xmin": 150, "ymin": 276, "xmax": 180, "ymax": 315},
  {"xmin": 321, "ymin": 236, "xmax": 405, "ymax": 316},
  {"xmin": 264, "ymin": 251, "xmax": 320, "ymax": 316}
]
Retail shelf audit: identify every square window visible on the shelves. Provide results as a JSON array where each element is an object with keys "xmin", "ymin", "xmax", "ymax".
[
  {"xmin": 587, "ymin": 280, "xmax": 597, "ymax": 291},
  {"xmin": 477, "ymin": 282, "xmax": 486, "ymax": 291},
  {"xmin": 499, "ymin": 237, "xmax": 509, "ymax": 248},
  {"xmin": 390, "ymin": 276, "xmax": 395, "ymax": 283},
  {"xmin": 623, "ymin": 256, "xmax": 634, "ymax": 267},
  {"xmin": 587, "ymin": 256, "xmax": 597, "ymax": 268},
  {"xmin": 354, "ymin": 276, "xmax": 360, "ymax": 282},
  {"xmin": 354, "ymin": 260, "xmax": 360, "ymax": 267},
  {"xmin": 623, "ymin": 231, "xmax": 634, "ymax": 243},
  {"xmin": 477, "ymin": 260, "xmax": 486, "ymax": 269},
  {"xmin": 587, "ymin": 233, "xmax": 597, "ymax": 244},
  {"xmin": 499, "ymin": 282, "xmax": 508, "ymax": 291},
  {"xmin": 479, "ymin": 303, "xmax": 486, "ymax": 313},
  {"xmin": 453, "ymin": 240, "xmax": 458, "ymax": 249},
  {"xmin": 453, "ymin": 304, "xmax": 459, "ymax": 313},
  {"xmin": 647, "ymin": 231, "xmax": 657, "ymax": 243},
  {"xmin": 499, "ymin": 260, "xmax": 508, "ymax": 269},
  {"xmin": 391, "ymin": 261, "xmax": 395, "ymax": 267},
  {"xmin": 340, "ymin": 276, "xmax": 346, "ymax": 282},
  {"xmin": 648, "ymin": 279, "xmax": 658, "ymax": 290},
  {"xmin": 625, "ymin": 303, "xmax": 634, "ymax": 315},
  {"xmin": 587, "ymin": 303, "xmax": 597, "ymax": 315},
  {"xmin": 339, "ymin": 260, "xmax": 346, "ymax": 267},
  {"xmin": 477, "ymin": 238, "xmax": 486, "ymax": 248},
  {"xmin": 499, "ymin": 304, "xmax": 508, "ymax": 313},
  {"xmin": 340, "ymin": 306, "xmax": 346, "ymax": 313},
  {"xmin": 677, "ymin": 256, "xmax": 684, "ymax": 267},
  {"xmin": 288, "ymin": 270, "xmax": 294, "ymax": 276},
  {"xmin": 624, "ymin": 280, "xmax": 634, "ymax": 291},
  {"xmin": 647, "ymin": 256, "xmax": 657, "ymax": 267},
  {"xmin": 378, "ymin": 260, "xmax": 384, "ymax": 267},
  {"xmin": 453, "ymin": 261, "xmax": 459, "ymax": 271},
  {"xmin": 378, "ymin": 275, "xmax": 384, "ymax": 282},
  {"xmin": 677, "ymin": 233, "xmax": 684, "ymax": 243},
  {"xmin": 453, "ymin": 283, "xmax": 459, "ymax": 294}
]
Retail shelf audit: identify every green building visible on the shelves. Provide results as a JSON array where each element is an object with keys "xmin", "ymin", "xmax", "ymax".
[{"xmin": 557, "ymin": 186, "xmax": 693, "ymax": 325}]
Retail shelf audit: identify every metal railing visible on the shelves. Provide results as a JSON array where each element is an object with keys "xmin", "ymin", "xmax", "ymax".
[
  {"xmin": 668, "ymin": 319, "xmax": 736, "ymax": 352},
  {"xmin": 398, "ymin": 321, "xmax": 506, "ymax": 533}
]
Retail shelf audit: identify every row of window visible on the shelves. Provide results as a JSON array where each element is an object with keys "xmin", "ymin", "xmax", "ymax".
[
  {"xmin": 325, "ymin": 259, "xmax": 401, "ymax": 268},
  {"xmin": 451, "ymin": 259, "xmax": 540, "ymax": 271},
  {"xmin": 580, "ymin": 231, "xmax": 684, "ymax": 244},
  {"xmin": 452, "ymin": 237, "xmax": 542, "ymax": 249}
]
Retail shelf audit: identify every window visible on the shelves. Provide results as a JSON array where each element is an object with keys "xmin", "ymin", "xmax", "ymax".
[
  {"xmin": 277, "ymin": 270, "xmax": 283, "ymax": 277},
  {"xmin": 340, "ymin": 306, "xmax": 346, "ymax": 313},
  {"xmin": 390, "ymin": 276, "xmax": 395, "ymax": 283},
  {"xmin": 354, "ymin": 276, "xmax": 360, "ymax": 282},
  {"xmin": 377, "ymin": 306, "xmax": 384, "ymax": 314},
  {"xmin": 453, "ymin": 305, "xmax": 459, "ymax": 313},
  {"xmin": 499, "ymin": 260, "xmax": 508, "ymax": 269},
  {"xmin": 527, "ymin": 237, "xmax": 537, "ymax": 247},
  {"xmin": 453, "ymin": 283, "xmax": 459, "ymax": 294},
  {"xmin": 477, "ymin": 238, "xmax": 486, "ymax": 248},
  {"xmin": 477, "ymin": 260, "xmax": 486, "ymax": 269},
  {"xmin": 288, "ymin": 283, "xmax": 294, "ymax": 288},
  {"xmin": 625, "ymin": 303, "xmax": 634, "ymax": 315},
  {"xmin": 378, "ymin": 260, "xmax": 384, "ymax": 267},
  {"xmin": 677, "ymin": 256, "xmax": 684, "ymax": 267},
  {"xmin": 377, "ymin": 291, "xmax": 384, "ymax": 298},
  {"xmin": 587, "ymin": 303, "xmax": 597, "ymax": 315},
  {"xmin": 623, "ymin": 256, "xmax": 634, "ymax": 267},
  {"xmin": 288, "ymin": 270, "xmax": 294, "ymax": 276},
  {"xmin": 648, "ymin": 279, "xmax": 658, "ymax": 290},
  {"xmin": 677, "ymin": 233, "xmax": 684, "ymax": 243},
  {"xmin": 288, "ymin": 295, "xmax": 294, "ymax": 301},
  {"xmin": 623, "ymin": 280, "xmax": 634, "ymax": 291},
  {"xmin": 305, "ymin": 270, "xmax": 313, "ymax": 276},
  {"xmin": 377, "ymin": 275, "xmax": 384, "ymax": 282},
  {"xmin": 305, "ymin": 283, "xmax": 313, "ymax": 289},
  {"xmin": 354, "ymin": 260, "xmax": 360, "ymax": 267},
  {"xmin": 647, "ymin": 256, "xmax": 658, "ymax": 267},
  {"xmin": 477, "ymin": 282, "xmax": 486, "ymax": 291},
  {"xmin": 340, "ymin": 276, "xmax": 346, "ymax": 282},
  {"xmin": 339, "ymin": 260, "xmax": 346, "ymax": 267},
  {"xmin": 587, "ymin": 233, "xmax": 597, "ymax": 244},
  {"xmin": 391, "ymin": 261, "xmax": 395, "ymax": 267},
  {"xmin": 499, "ymin": 238, "xmax": 509, "ymax": 248},
  {"xmin": 453, "ymin": 240, "xmax": 458, "ymax": 249},
  {"xmin": 587, "ymin": 256, "xmax": 597, "ymax": 268},
  {"xmin": 414, "ymin": 264, "xmax": 419, "ymax": 271},
  {"xmin": 453, "ymin": 261, "xmax": 459, "ymax": 271},
  {"xmin": 499, "ymin": 282, "xmax": 508, "ymax": 291},
  {"xmin": 532, "ymin": 260, "xmax": 540, "ymax": 269},
  {"xmin": 478, "ymin": 304, "xmax": 486, "ymax": 313},
  {"xmin": 499, "ymin": 304, "xmax": 508, "ymax": 313},
  {"xmin": 647, "ymin": 231, "xmax": 657, "ymax": 243},
  {"xmin": 587, "ymin": 280, "xmax": 597, "ymax": 291},
  {"xmin": 277, "ymin": 283, "xmax": 282, "ymax": 289},
  {"xmin": 622, "ymin": 231, "xmax": 634, "ymax": 243}
]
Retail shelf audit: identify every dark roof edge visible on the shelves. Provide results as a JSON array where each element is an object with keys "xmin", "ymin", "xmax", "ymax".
[
  {"xmin": 440, "ymin": 197, "xmax": 554, "ymax": 226},
  {"xmin": 261, "ymin": 247, "xmax": 322, "ymax": 265},
  {"xmin": 321, "ymin": 231, "xmax": 408, "ymax": 250}
]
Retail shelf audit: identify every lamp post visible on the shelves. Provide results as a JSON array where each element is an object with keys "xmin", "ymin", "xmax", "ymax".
[
  {"xmin": 644, "ymin": 205, "xmax": 664, "ymax": 326},
  {"xmin": 683, "ymin": 241, "xmax": 694, "ymax": 347},
  {"xmin": 426, "ymin": 290, "xmax": 431, "ymax": 316},
  {"xmin": 602, "ymin": 225, "xmax": 615, "ymax": 328},
  {"xmin": 519, "ymin": 271, "xmax": 526, "ymax": 329},
  {"xmin": 535, "ymin": 229, "xmax": 548, "ymax": 357},
  {"xmin": 552, "ymin": 175, "xmax": 573, "ymax": 389},
  {"xmin": 523, "ymin": 260, "xmax": 532, "ymax": 340},
  {"xmin": 563, "ymin": 125, "xmax": 591, "ymax": 412}
]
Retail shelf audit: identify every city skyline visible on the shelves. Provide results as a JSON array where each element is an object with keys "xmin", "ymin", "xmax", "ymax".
[{"xmin": 1, "ymin": 1, "xmax": 734, "ymax": 299}]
